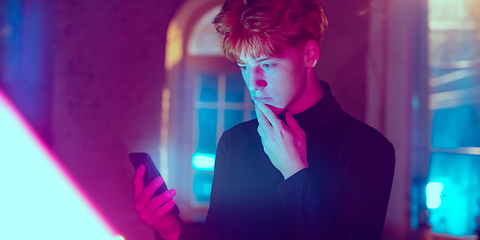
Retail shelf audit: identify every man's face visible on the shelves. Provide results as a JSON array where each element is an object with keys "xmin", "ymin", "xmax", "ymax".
[{"xmin": 237, "ymin": 47, "xmax": 308, "ymax": 114}]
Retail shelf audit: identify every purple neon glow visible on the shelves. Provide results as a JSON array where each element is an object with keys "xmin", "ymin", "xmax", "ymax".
[{"xmin": 0, "ymin": 89, "xmax": 123, "ymax": 240}]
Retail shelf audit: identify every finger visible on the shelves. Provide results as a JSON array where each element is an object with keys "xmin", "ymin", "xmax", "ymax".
[
  {"xmin": 140, "ymin": 189, "xmax": 176, "ymax": 224},
  {"xmin": 256, "ymin": 102, "xmax": 283, "ymax": 128},
  {"xmin": 255, "ymin": 104, "xmax": 271, "ymax": 131},
  {"xmin": 144, "ymin": 189, "xmax": 177, "ymax": 216},
  {"xmin": 257, "ymin": 125, "xmax": 268, "ymax": 147},
  {"xmin": 134, "ymin": 164, "xmax": 146, "ymax": 199},
  {"xmin": 151, "ymin": 199, "xmax": 176, "ymax": 224},
  {"xmin": 135, "ymin": 176, "xmax": 164, "ymax": 211},
  {"xmin": 285, "ymin": 111, "xmax": 304, "ymax": 137},
  {"xmin": 257, "ymin": 125, "xmax": 266, "ymax": 139}
]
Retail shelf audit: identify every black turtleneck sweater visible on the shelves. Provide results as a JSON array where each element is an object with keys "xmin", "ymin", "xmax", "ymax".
[{"xmin": 165, "ymin": 81, "xmax": 395, "ymax": 240}]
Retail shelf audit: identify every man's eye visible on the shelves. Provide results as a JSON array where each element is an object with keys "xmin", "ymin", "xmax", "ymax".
[
  {"xmin": 262, "ymin": 63, "xmax": 272, "ymax": 68},
  {"xmin": 239, "ymin": 66, "xmax": 248, "ymax": 70}
]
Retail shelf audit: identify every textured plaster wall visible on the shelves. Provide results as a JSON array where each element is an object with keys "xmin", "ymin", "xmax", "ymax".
[
  {"xmin": 52, "ymin": 0, "xmax": 182, "ymax": 239},
  {"xmin": 318, "ymin": 0, "xmax": 370, "ymax": 122}
]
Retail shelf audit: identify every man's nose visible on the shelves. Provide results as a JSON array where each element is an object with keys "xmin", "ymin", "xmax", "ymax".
[{"xmin": 247, "ymin": 66, "xmax": 267, "ymax": 91}]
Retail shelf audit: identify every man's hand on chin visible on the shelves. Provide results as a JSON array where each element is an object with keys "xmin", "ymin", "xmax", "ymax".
[{"xmin": 255, "ymin": 102, "xmax": 308, "ymax": 179}]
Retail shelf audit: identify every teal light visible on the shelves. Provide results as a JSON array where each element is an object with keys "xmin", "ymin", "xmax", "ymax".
[
  {"xmin": 427, "ymin": 154, "xmax": 480, "ymax": 236},
  {"xmin": 193, "ymin": 172, "xmax": 214, "ymax": 203},
  {"xmin": 192, "ymin": 153, "xmax": 215, "ymax": 171},
  {"xmin": 426, "ymin": 182, "xmax": 443, "ymax": 209}
]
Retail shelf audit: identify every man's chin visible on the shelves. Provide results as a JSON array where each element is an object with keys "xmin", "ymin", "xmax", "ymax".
[{"xmin": 266, "ymin": 104, "xmax": 284, "ymax": 115}]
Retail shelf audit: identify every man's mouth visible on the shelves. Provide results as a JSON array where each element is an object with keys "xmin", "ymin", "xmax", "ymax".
[{"xmin": 254, "ymin": 97, "xmax": 272, "ymax": 104}]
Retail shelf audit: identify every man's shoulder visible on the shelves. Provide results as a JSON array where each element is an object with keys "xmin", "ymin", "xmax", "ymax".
[
  {"xmin": 217, "ymin": 118, "xmax": 260, "ymax": 153},
  {"xmin": 226, "ymin": 118, "xmax": 258, "ymax": 133},
  {"xmin": 332, "ymin": 114, "xmax": 395, "ymax": 170},
  {"xmin": 220, "ymin": 118, "xmax": 258, "ymax": 141},
  {"xmin": 338, "ymin": 113, "xmax": 394, "ymax": 151}
]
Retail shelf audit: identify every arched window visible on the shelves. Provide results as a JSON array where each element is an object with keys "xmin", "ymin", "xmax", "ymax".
[
  {"xmin": 188, "ymin": 6, "xmax": 223, "ymax": 56},
  {"xmin": 188, "ymin": 5, "xmax": 254, "ymax": 207},
  {"xmin": 164, "ymin": 2, "xmax": 254, "ymax": 223}
]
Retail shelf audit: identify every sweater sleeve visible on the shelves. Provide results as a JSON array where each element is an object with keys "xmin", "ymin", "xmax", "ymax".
[
  {"xmin": 275, "ymin": 137, "xmax": 395, "ymax": 240},
  {"xmin": 196, "ymin": 132, "xmax": 229, "ymax": 240}
]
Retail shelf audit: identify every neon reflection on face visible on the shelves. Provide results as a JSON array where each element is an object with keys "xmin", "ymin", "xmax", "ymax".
[{"xmin": 237, "ymin": 48, "xmax": 308, "ymax": 114}]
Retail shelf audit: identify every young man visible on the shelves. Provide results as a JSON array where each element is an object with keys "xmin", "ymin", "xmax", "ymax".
[{"xmin": 134, "ymin": 0, "xmax": 395, "ymax": 239}]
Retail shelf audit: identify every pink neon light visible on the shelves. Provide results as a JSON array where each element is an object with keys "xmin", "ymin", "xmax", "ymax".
[{"xmin": 0, "ymin": 89, "xmax": 123, "ymax": 240}]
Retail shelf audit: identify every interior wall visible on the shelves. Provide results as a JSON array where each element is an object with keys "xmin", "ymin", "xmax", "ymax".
[
  {"xmin": 318, "ymin": 0, "xmax": 371, "ymax": 122},
  {"xmin": 0, "ymin": 0, "xmax": 53, "ymax": 146},
  {"xmin": 51, "ymin": 0, "xmax": 183, "ymax": 239},
  {"xmin": 367, "ymin": 0, "xmax": 422, "ymax": 238}
]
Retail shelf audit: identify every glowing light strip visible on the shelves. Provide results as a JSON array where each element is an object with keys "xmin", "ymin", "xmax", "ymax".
[
  {"xmin": 426, "ymin": 182, "xmax": 443, "ymax": 209},
  {"xmin": 0, "ymin": 90, "xmax": 122, "ymax": 240},
  {"xmin": 165, "ymin": 20, "xmax": 183, "ymax": 70},
  {"xmin": 429, "ymin": 21, "xmax": 478, "ymax": 30},
  {"xmin": 192, "ymin": 153, "xmax": 215, "ymax": 171},
  {"xmin": 429, "ymin": 68, "xmax": 480, "ymax": 87},
  {"xmin": 429, "ymin": 87, "xmax": 480, "ymax": 109},
  {"xmin": 431, "ymin": 147, "xmax": 480, "ymax": 155},
  {"xmin": 431, "ymin": 60, "xmax": 480, "ymax": 69}
]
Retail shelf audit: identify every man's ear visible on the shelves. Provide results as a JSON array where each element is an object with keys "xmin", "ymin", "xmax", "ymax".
[{"xmin": 304, "ymin": 40, "xmax": 320, "ymax": 68}]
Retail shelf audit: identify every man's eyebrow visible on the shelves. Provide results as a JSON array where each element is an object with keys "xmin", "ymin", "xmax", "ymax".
[
  {"xmin": 256, "ymin": 56, "xmax": 273, "ymax": 62},
  {"xmin": 237, "ymin": 57, "xmax": 274, "ymax": 65}
]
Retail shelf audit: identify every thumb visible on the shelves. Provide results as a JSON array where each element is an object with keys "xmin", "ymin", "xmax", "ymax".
[{"xmin": 285, "ymin": 111, "xmax": 303, "ymax": 136}]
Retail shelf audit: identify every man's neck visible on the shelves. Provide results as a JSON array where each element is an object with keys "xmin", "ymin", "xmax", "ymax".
[{"xmin": 287, "ymin": 72, "xmax": 324, "ymax": 115}]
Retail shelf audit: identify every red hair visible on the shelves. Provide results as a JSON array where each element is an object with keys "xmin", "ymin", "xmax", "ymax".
[{"xmin": 213, "ymin": 0, "xmax": 328, "ymax": 62}]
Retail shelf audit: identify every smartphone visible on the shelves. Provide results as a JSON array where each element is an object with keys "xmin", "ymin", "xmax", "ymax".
[{"xmin": 129, "ymin": 152, "xmax": 180, "ymax": 216}]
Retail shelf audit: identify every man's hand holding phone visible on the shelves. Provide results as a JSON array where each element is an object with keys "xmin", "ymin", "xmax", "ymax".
[{"xmin": 133, "ymin": 164, "xmax": 181, "ymax": 240}]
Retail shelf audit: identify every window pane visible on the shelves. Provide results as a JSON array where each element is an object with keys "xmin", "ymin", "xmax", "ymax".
[
  {"xmin": 428, "ymin": 0, "xmax": 480, "ymax": 149},
  {"xmin": 197, "ymin": 108, "xmax": 217, "ymax": 154},
  {"xmin": 427, "ymin": 153, "xmax": 480, "ymax": 236},
  {"xmin": 199, "ymin": 73, "xmax": 218, "ymax": 102},
  {"xmin": 225, "ymin": 73, "xmax": 245, "ymax": 102},
  {"xmin": 251, "ymin": 110, "xmax": 256, "ymax": 120},
  {"xmin": 428, "ymin": 0, "xmax": 480, "ymax": 111},
  {"xmin": 431, "ymin": 105, "xmax": 480, "ymax": 149},
  {"xmin": 224, "ymin": 110, "xmax": 243, "ymax": 131}
]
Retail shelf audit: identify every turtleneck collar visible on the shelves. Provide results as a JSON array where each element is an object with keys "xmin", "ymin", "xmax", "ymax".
[{"xmin": 278, "ymin": 81, "xmax": 344, "ymax": 131}]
